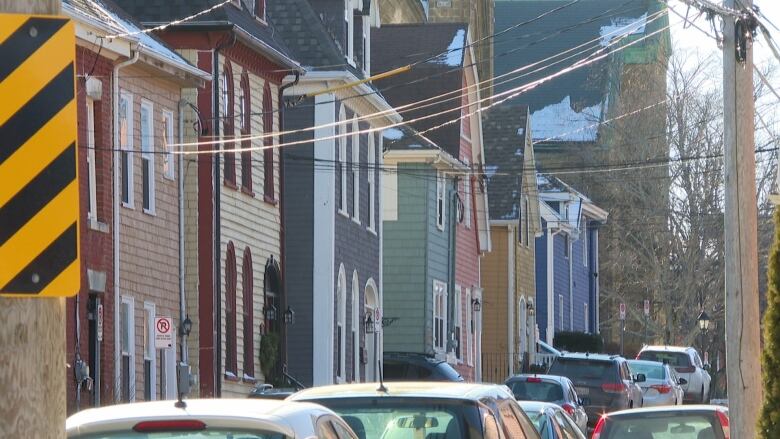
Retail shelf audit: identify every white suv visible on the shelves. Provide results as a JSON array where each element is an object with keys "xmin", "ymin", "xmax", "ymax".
[{"xmin": 636, "ymin": 345, "xmax": 711, "ymax": 403}]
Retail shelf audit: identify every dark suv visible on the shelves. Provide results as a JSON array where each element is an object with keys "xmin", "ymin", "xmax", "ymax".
[
  {"xmin": 383, "ymin": 352, "xmax": 464, "ymax": 382},
  {"xmin": 547, "ymin": 353, "xmax": 644, "ymax": 426}
]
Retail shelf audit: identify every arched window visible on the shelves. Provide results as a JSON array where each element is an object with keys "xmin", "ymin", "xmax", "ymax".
[
  {"xmin": 351, "ymin": 270, "xmax": 360, "ymax": 382},
  {"xmin": 338, "ymin": 106, "xmax": 348, "ymax": 214},
  {"xmin": 336, "ymin": 265, "xmax": 347, "ymax": 382},
  {"xmin": 364, "ymin": 279, "xmax": 378, "ymax": 381},
  {"xmin": 367, "ymin": 134, "xmax": 376, "ymax": 231},
  {"xmin": 262, "ymin": 83, "xmax": 275, "ymax": 202},
  {"xmin": 242, "ymin": 247, "xmax": 254, "ymax": 378},
  {"xmin": 225, "ymin": 241, "xmax": 237, "ymax": 376},
  {"xmin": 240, "ymin": 72, "xmax": 252, "ymax": 192},
  {"xmin": 222, "ymin": 60, "xmax": 236, "ymax": 186}
]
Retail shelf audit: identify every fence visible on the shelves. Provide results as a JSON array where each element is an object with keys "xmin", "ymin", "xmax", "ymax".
[{"xmin": 481, "ymin": 352, "xmax": 524, "ymax": 383}]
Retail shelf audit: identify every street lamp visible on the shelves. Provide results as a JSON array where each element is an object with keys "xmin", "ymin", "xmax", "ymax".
[
  {"xmin": 697, "ymin": 310, "xmax": 711, "ymax": 331},
  {"xmin": 179, "ymin": 316, "xmax": 192, "ymax": 337},
  {"xmin": 283, "ymin": 306, "xmax": 295, "ymax": 325},
  {"xmin": 472, "ymin": 298, "xmax": 481, "ymax": 312},
  {"xmin": 364, "ymin": 312, "xmax": 375, "ymax": 334}
]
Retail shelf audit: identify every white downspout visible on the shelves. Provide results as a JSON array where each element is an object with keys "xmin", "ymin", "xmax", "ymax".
[
  {"xmin": 547, "ymin": 228, "xmax": 563, "ymax": 344},
  {"xmin": 569, "ymin": 235, "xmax": 574, "ymax": 331},
  {"xmin": 177, "ymin": 100, "xmax": 187, "ymax": 364},
  {"xmin": 113, "ymin": 49, "xmax": 140, "ymax": 402},
  {"xmin": 507, "ymin": 225, "xmax": 515, "ymax": 374}
]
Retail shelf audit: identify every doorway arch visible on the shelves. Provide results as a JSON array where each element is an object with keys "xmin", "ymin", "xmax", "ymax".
[{"xmin": 364, "ymin": 279, "xmax": 378, "ymax": 382}]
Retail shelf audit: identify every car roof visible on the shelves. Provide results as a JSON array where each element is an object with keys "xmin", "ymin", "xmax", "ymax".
[
  {"xmin": 640, "ymin": 345, "xmax": 693, "ymax": 353},
  {"xmin": 506, "ymin": 374, "xmax": 570, "ymax": 384},
  {"xmin": 605, "ymin": 405, "xmax": 728, "ymax": 418},
  {"xmin": 557, "ymin": 352, "xmax": 622, "ymax": 361},
  {"xmin": 627, "ymin": 359, "xmax": 666, "ymax": 367},
  {"xmin": 289, "ymin": 381, "xmax": 514, "ymax": 402},
  {"xmin": 66, "ymin": 399, "xmax": 332, "ymax": 436},
  {"xmin": 517, "ymin": 401, "xmax": 563, "ymax": 413}
]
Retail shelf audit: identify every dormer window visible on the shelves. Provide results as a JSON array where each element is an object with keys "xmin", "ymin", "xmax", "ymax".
[{"xmin": 344, "ymin": 0, "xmax": 354, "ymax": 64}]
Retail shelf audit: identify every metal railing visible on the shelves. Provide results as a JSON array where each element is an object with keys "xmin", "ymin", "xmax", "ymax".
[{"xmin": 481, "ymin": 352, "xmax": 523, "ymax": 384}]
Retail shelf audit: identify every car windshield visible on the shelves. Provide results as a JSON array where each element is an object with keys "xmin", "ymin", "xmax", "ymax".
[
  {"xmin": 507, "ymin": 380, "xmax": 564, "ymax": 402},
  {"xmin": 303, "ymin": 397, "xmax": 482, "ymax": 439},
  {"xmin": 637, "ymin": 351, "xmax": 691, "ymax": 367},
  {"xmin": 628, "ymin": 362, "xmax": 666, "ymax": 380},
  {"xmin": 525, "ymin": 411, "xmax": 546, "ymax": 433},
  {"xmin": 75, "ymin": 430, "xmax": 286, "ymax": 439},
  {"xmin": 600, "ymin": 413, "xmax": 722, "ymax": 438},
  {"xmin": 548, "ymin": 359, "xmax": 615, "ymax": 383}
]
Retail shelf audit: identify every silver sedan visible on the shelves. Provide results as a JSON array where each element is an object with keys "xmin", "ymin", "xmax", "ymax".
[{"xmin": 627, "ymin": 359, "xmax": 685, "ymax": 407}]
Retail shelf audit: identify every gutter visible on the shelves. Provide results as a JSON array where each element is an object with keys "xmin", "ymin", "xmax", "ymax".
[
  {"xmin": 113, "ymin": 48, "xmax": 141, "ymax": 402},
  {"xmin": 177, "ymin": 100, "xmax": 187, "ymax": 365}
]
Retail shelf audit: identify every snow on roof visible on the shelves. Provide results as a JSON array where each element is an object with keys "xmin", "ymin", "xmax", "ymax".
[
  {"xmin": 383, "ymin": 127, "xmax": 405, "ymax": 140},
  {"xmin": 484, "ymin": 165, "xmax": 499, "ymax": 179},
  {"xmin": 530, "ymin": 96, "xmax": 602, "ymax": 142},
  {"xmin": 600, "ymin": 13, "xmax": 647, "ymax": 47},
  {"xmin": 430, "ymin": 28, "xmax": 466, "ymax": 67}
]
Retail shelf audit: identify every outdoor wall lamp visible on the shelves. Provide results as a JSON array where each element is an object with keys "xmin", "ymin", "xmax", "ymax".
[
  {"xmin": 697, "ymin": 310, "xmax": 711, "ymax": 331},
  {"xmin": 364, "ymin": 312, "xmax": 375, "ymax": 334},
  {"xmin": 180, "ymin": 316, "xmax": 192, "ymax": 337},
  {"xmin": 264, "ymin": 304, "xmax": 277, "ymax": 321},
  {"xmin": 472, "ymin": 298, "xmax": 482, "ymax": 312},
  {"xmin": 283, "ymin": 306, "xmax": 295, "ymax": 325}
]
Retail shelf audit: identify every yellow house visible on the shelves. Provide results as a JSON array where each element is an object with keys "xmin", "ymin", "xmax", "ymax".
[{"xmin": 480, "ymin": 106, "xmax": 542, "ymax": 383}]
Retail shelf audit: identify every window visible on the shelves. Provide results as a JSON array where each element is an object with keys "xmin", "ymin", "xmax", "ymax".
[
  {"xmin": 263, "ymin": 83, "xmax": 275, "ymax": 201},
  {"xmin": 120, "ymin": 296, "xmax": 135, "ymax": 402},
  {"xmin": 225, "ymin": 242, "xmax": 237, "ymax": 377},
  {"xmin": 86, "ymin": 98, "xmax": 97, "ymax": 221},
  {"xmin": 463, "ymin": 167, "xmax": 472, "ymax": 229},
  {"xmin": 222, "ymin": 61, "xmax": 236, "ymax": 186},
  {"xmin": 584, "ymin": 303, "xmax": 589, "ymax": 333},
  {"xmin": 563, "ymin": 234, "xmax": 569, "ymax": 259},
  {"xmin": 255, "ymin": 0, "xmax": 266, "ymax": 20},
  {"xmin": 140, "ymin": 101, "xmax": 155, "ymax": 213},
  {"xmin": 454, "ymin": 286, "xmax": 462, "ymax": 360},
  {"xmin": 362, "ymin": 14, "xmax": 370, "ymax": 74},
  {"xmin": 583, "ymin": 225, "xmax": 589, "ymax": 267},
  {"xmin": 524, "ymin": 196, "xmax": 530, "ymax": 246},
  {"xmin": 351, "ymin": 118, "xmax": 360, "ymax": 223},
  {"xmin": 240, "ymin": 73, "xmax": 252, "ymax": 193},
  {"xmin": 336, "ymin": 266, "xmax": 347, "ymax": 382},
  {"xmin": 119, "ymin": 93, "xmax": 133, "ymax": 207},
  {"xmin": 559, "ymin": 295, "xmax": 564, "ymax": 331},
  {"xmin": 143, "ymin": 302, "xmax": 156, "ymax": 401},
  {"xmin": 466, "ymin": 290, "xmax": 473, "ymax": 366},
  {"xmin": 162, "ymin": 110, "xmax": 174, "ymax": 180},
  {"xmin": 243, "ymin": 248, "xmax": 255, "ymax": 379},
  {"xmin": 433, "ymin": 280, "xmax": 447, "ymax": 352},
  {"xmin": 338, "ymin": 106, "xmax": 348, "ymax": 215},
  {"xmin": 367, "ymin": 134, "xmax": 376, "ymax": 232},
  {"xmin": 436, "ymin": 172, "xmax": 446, "ymax": 230},
  {"xmin": 344, "ymin": 0, "xmax": 354, "ymax": 62},
  {"xmin": 351, "ymin": 271, "xmax": 360, "ymax": 382}
]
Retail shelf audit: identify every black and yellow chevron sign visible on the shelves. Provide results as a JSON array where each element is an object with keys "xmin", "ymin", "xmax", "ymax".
[{"xmin": 0, "ymin": 15, "xmax": 80, "ymax": 297}]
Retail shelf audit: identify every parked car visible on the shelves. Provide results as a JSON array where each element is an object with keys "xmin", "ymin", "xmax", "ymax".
[
  {"xmin": 547, "ymin": 353, "xmax": 645, "ymax": 426},
  {"xmin": 383, "ymin": 351, "xmax": 464, "ymax": 382},
  {"xmin": 636, "ymin": 345, "xmax": 712, "ymax": 403},
  {"xmin": 505, "ymin": 374, "xmax": 588, "ymax": 433},
  {"xmin": 249, "ymin": 384, "xmax": 300, "ymax": 400},
  {"xmin": 66, "ymin": 398, "xmax": 359, "ymax": 438},
  {"xmin": 627, "ymin": 359, "xmax": 685, "ymax": 407},
  {"xmin": 518, "ymin": 401, "xmax": 586, "ymax": 439},
  {"xmin": 591, "ymin": 405, "xmax": 729, "ymax": 439},
  {"xmin": 287, "ymin": 381, "xmax": 541, "ymax": 438}
]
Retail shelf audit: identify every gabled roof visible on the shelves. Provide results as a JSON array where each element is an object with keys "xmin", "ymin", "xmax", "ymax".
[
  {"xmin": 483, "ymin": 105, "xmax": 529, "ymax": 221},
  {"xmin": 372, "ymin": 23, "xmax": 468, "ymax": 158},
  {"xmin": 382, "ymin": 126, "xmax": 439, "ymax": 151},
  {"xmin": 112, "ymin": 0, "xmax": 298, "ymax": 68},
  {"xmin": 494, "ymin": 0, "xmax": 656, "ymax": 141},
  {"xmin": 266, "ymin": 0, "xmax": 346, "ymax": 70}
]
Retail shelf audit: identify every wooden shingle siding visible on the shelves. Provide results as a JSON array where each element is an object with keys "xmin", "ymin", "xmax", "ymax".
[{"xmin": 481, "ymin": 227, "xmax": 510, "ymax": 356}]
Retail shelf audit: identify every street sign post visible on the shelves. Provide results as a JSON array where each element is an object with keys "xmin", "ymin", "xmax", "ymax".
[
  {"xmin": 97, "ymin": 303, "xmax": 104, "ymax": 342},
  {"xmin": 155, "ymin": 316, "xmax": 174, "ymax": 350},
  {"xmin": 643, "ymin": 299, "xmax": 650, "ymax": 316},
  {"xmin": 619, "ymin": 302, "xmax": 626, "ymax": 355},
  {"xmin": 0, "ymin": 14, "xmax": 79, "ymax": 297},
  {"xmin": 619, "ymin": 302, "xmax": 626, "ymax": 320}
]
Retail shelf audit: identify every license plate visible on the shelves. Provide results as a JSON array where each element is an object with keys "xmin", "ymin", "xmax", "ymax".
[{"xmin": 575, "ymin": 387, "xmax": 589, "ymax": 396}]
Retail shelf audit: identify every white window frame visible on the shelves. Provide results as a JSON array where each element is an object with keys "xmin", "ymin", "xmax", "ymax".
[
  {"xmin": 162, "ymin": 110, "xmax": 175, "ymax": 180},
  {"xmin": 433, "ymin": 280, "xmax": 448, "ymax": 353},
  {"xmin": 463, "ymin": 160, "xmax": 472, "ymax": 229},
  {"xmin": 436, "ymin": 172, "xmax": 446, "ymax": 231},
  {"xmin": 221, "ymin": 71, "xmax": 230, "ymax": 134},
  {"xmin": 143, "ymin": 301, "xmax": 157, "ymax": 401},
  {"xmin": 362, "ymin": 13, "xmax": 370, "ymax": 75},
  {"xmin": 563, "ymin": 234, "xmax": 569, "ymax": 259},
  {"xmin": 337, "ymin": 266, "xmax": 347, "ymax": 383},
  {"xmin": 120, "ymin": 295, "xmax": 136, "ymax": 401},
  {"xmin": 558, "ymin": 294, "xmax": 564, "ymax": 331},
  {"xmin": 466, "ymin": 289, "xmax": 473, "ymax": 366},
  {"xmin": 351, "ymin": 271, "xmax": 360, "ymax": 382},
  {"xmin": 338, "ymin": 106, "xmax": 348, "ymax": 216},
  {"xmin": 584, "ymin": 303, "xmax": 589, "ymax": 334},
  {"xmin": 140, "ymin": 100, "xmax": 155, "ymax": 214},
  {"xmin": 238, "ymin": 83, "xmax": 246, "ymax": 132},
  {"xmin": 119, "ymin": 92, "xmax": 134, "ymax": 208},
  {"xmin": 367, "ymin": 134, "xmax": 376, "ymax": 233},
  {"xmin": 351, "ymin": 118, "xmax": 360, "ymax": 224},
  {"xmin": 583, "ymin": 224, "xmax": 589, "ymax": 267},
  {"xmin": 86, "ymin": 98, "xmax": 97, "ymax": 221},
  {"xmin": 454, "ymin": 285, "xmax": 462, "ymax": 362},
  {"xmin": 345, "ymin": 0, "xmax": 355, "ymax": 65}
]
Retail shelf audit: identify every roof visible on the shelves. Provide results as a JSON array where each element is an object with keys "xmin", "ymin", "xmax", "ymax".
[
  {"xmin": 266, "ymin": 0, "xmax": 346, "ymax": 70},
  {"xmin": 506, "ymin": 374, "xmax": 571, "ymax": 384},
  {"xmin": 493, "ymin": 0, "xmax": 656, "ymax": 140},
  {"xmin": 65, "ymin": 399, "xmax": 334, "ymax": 436},
  {"xmin": 605, "ymin": 404, "xmax": 728, "ymax": 418},
  {"xmin": 627, "ymin": 359, "xmax": 667, "ymax": 367},
  {"xmin": 112, "ymin": 0, "xmax": 298, "ymax": 68},
  {"xmin": 288, "ymin": 382, "xmax": 514, "ymax": 402},
  {"xmin": 383, "ymin": 126, "xmax": 440, "ymax": 151},
  {"xmin": 557, "ymin": 352, "xmax": 623, "ymax": 361},
  {"xmin": 640, "ymin": 345, "xmax": 695, "ymax": 353},
  {"xmin": 516, "ymin": 401, "xmax": 564, "ymax": 413},
  {"xmin": 372, "ymin": 23, "xmax": 468, "ymax": 158},
  {"xmin": 483, "ymin": 104, "xmax": 529, "ymax": 220}
]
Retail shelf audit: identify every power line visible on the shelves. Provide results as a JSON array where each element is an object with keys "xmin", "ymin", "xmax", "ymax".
[{"xmin": 103, "ymin": 0, "xmax": 232, "ymax": 40}]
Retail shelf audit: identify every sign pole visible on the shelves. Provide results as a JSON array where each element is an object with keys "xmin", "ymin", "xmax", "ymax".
[
  {"xmin": 619, "ymin": 302, "xmax": 626, "ymax": 356},
  {"xmin": 0, "ymin": 1, "xmax": 66, "ymax": 436}
]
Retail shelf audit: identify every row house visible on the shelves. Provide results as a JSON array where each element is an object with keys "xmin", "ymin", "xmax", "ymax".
[
  {"xmin": 480, "ymin": 105, "xmax": 542, "ymax": 383},
  {"xmin": 535, "ymin": 175, "xmax": 608, "ymax": 344},
  {"xmin": 373, "ymin": 23, "xmax": 491, "ymax": 381},
  {"xmin": 64, "ymin": 0, "xmax": 208, "ymax": 412},
  {"xmin": 270, "ymin": 0, "xmax": 398, "ymax": 387},
  {"xmin": 116, "ymin": 0, "xmax": 303, "ymax": 397}
]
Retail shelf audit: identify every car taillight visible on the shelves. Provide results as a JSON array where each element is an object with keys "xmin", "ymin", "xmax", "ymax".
[
  {"xmin": 651, "ymin": 384, "xmax": 672, "ymax": 394},
  {"xmin": 133, "ymin": 420, "xmax": 207, "ymax": 433},
  {"xmin": 716, "ymin": 409, "xmax": 730, "ymax": 439},
  {"xmin": 601, "ymin": 382, "xmax": 626, "ymax": 393},
  {"xmin": 561, "ymin": 403, "xmax": 576, "ymax": 417},
  {"xmin": 675, "ymin": 366, "xmax": 696, "ymax": 373},
  {"xmin": 591, "ymin": 415, "xmax": 606, "ymax": 439},
  {"xmin": 527, "ymin": 377, "xmax": 542, "ymax": 383}
]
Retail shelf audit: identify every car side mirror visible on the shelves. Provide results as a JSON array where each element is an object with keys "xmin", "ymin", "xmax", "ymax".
[
  {"xmin": 678, "ymin": 378, "xmax": 688, "ymax": 385},
  {"xmin": 634, "ymin": 374, "xmax": 646, "ymax": 383},
  {"xmin": 577, "ymin": 398, "xmax": 584, "ymax": 406},
  {"xmin": 703, "ymin": 364, "xmax": 711, "ymax": 372}
]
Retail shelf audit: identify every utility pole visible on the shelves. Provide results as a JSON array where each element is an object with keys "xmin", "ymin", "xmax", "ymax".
[
  {"xmin": 0, "ymin": 1, "xmax": 69, "ymax": 437},
  {"xmin": 723, "ymin": 0, "xmax": 762, "ymax": 437}
]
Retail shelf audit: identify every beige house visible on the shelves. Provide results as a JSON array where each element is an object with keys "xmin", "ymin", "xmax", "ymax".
[{"xmin": 480, "ymin": 106, "xmax": 542, "ymax": 383}]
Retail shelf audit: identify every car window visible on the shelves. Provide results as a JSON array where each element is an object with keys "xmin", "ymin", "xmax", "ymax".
[
  {"xmin": 620, "ymin": 363, "xmax": 631, "ymax": 380},
  {"xmin": 406, "ymin": 364, "xmax": 432, "ymax": 379},
  {"xmin": 599, "ymin": 413, "xmax": 722, "ymax": 438},
  {"xmin": 481, "ymin": 405, "xmax": 504, "ymax": 439},
  {"xmin": 507, "ymin": 380, "xmax": 564, "ymax": 402},
  {"xmin": 383, "ymin": 361, "xmax": 407, "ymax": 380},
  {"xmin": 331, "ymin": 418, "xmax": 358, "ymax": 439},
  {"xmin": 693, "ymin": 353, "xmax": 703, "ymax": 368},
  {"xmin": 553, "ymin": 410, "xmax": 582, "ymax": 439},
  {"xmin": 548, "ymin": 359, "xmax": 618, "ymax": 384},
  {"xmin": 638, "ymin": 351, "xmax": 692, "ymax": 367},
  {"xmin": 317, "ymin": 419, "xmax": 341, "ymax": 439},
  {"xmin": 627, "ymin": 362, "xmax": 665, "ymax": 380},
  {"xmin": 509, "ymin": 401, "xmax": 544, "ymax": 439},
  {"xmin": 73, "ymin": 430, "xmax": 287, "ymax": 439}
]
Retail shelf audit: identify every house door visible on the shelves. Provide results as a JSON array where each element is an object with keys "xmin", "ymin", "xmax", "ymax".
[
  {"xmin": 364, "ymin": 282, "xmax": 378, "ymax": 381},
  {"xmin": 262, "ymin": 257, "xmax": 283, "ymax": 384}
]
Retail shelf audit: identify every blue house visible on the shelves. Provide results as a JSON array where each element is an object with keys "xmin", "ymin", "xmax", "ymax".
[{"xmin": 535, "ymin": 175, "xmax": 608, "ymax": 344}]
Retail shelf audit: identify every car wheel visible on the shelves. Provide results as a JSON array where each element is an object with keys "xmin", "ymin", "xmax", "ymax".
[{"xmin": 629, "ymin": 401, "xmax": 633, "ymax": 409}]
